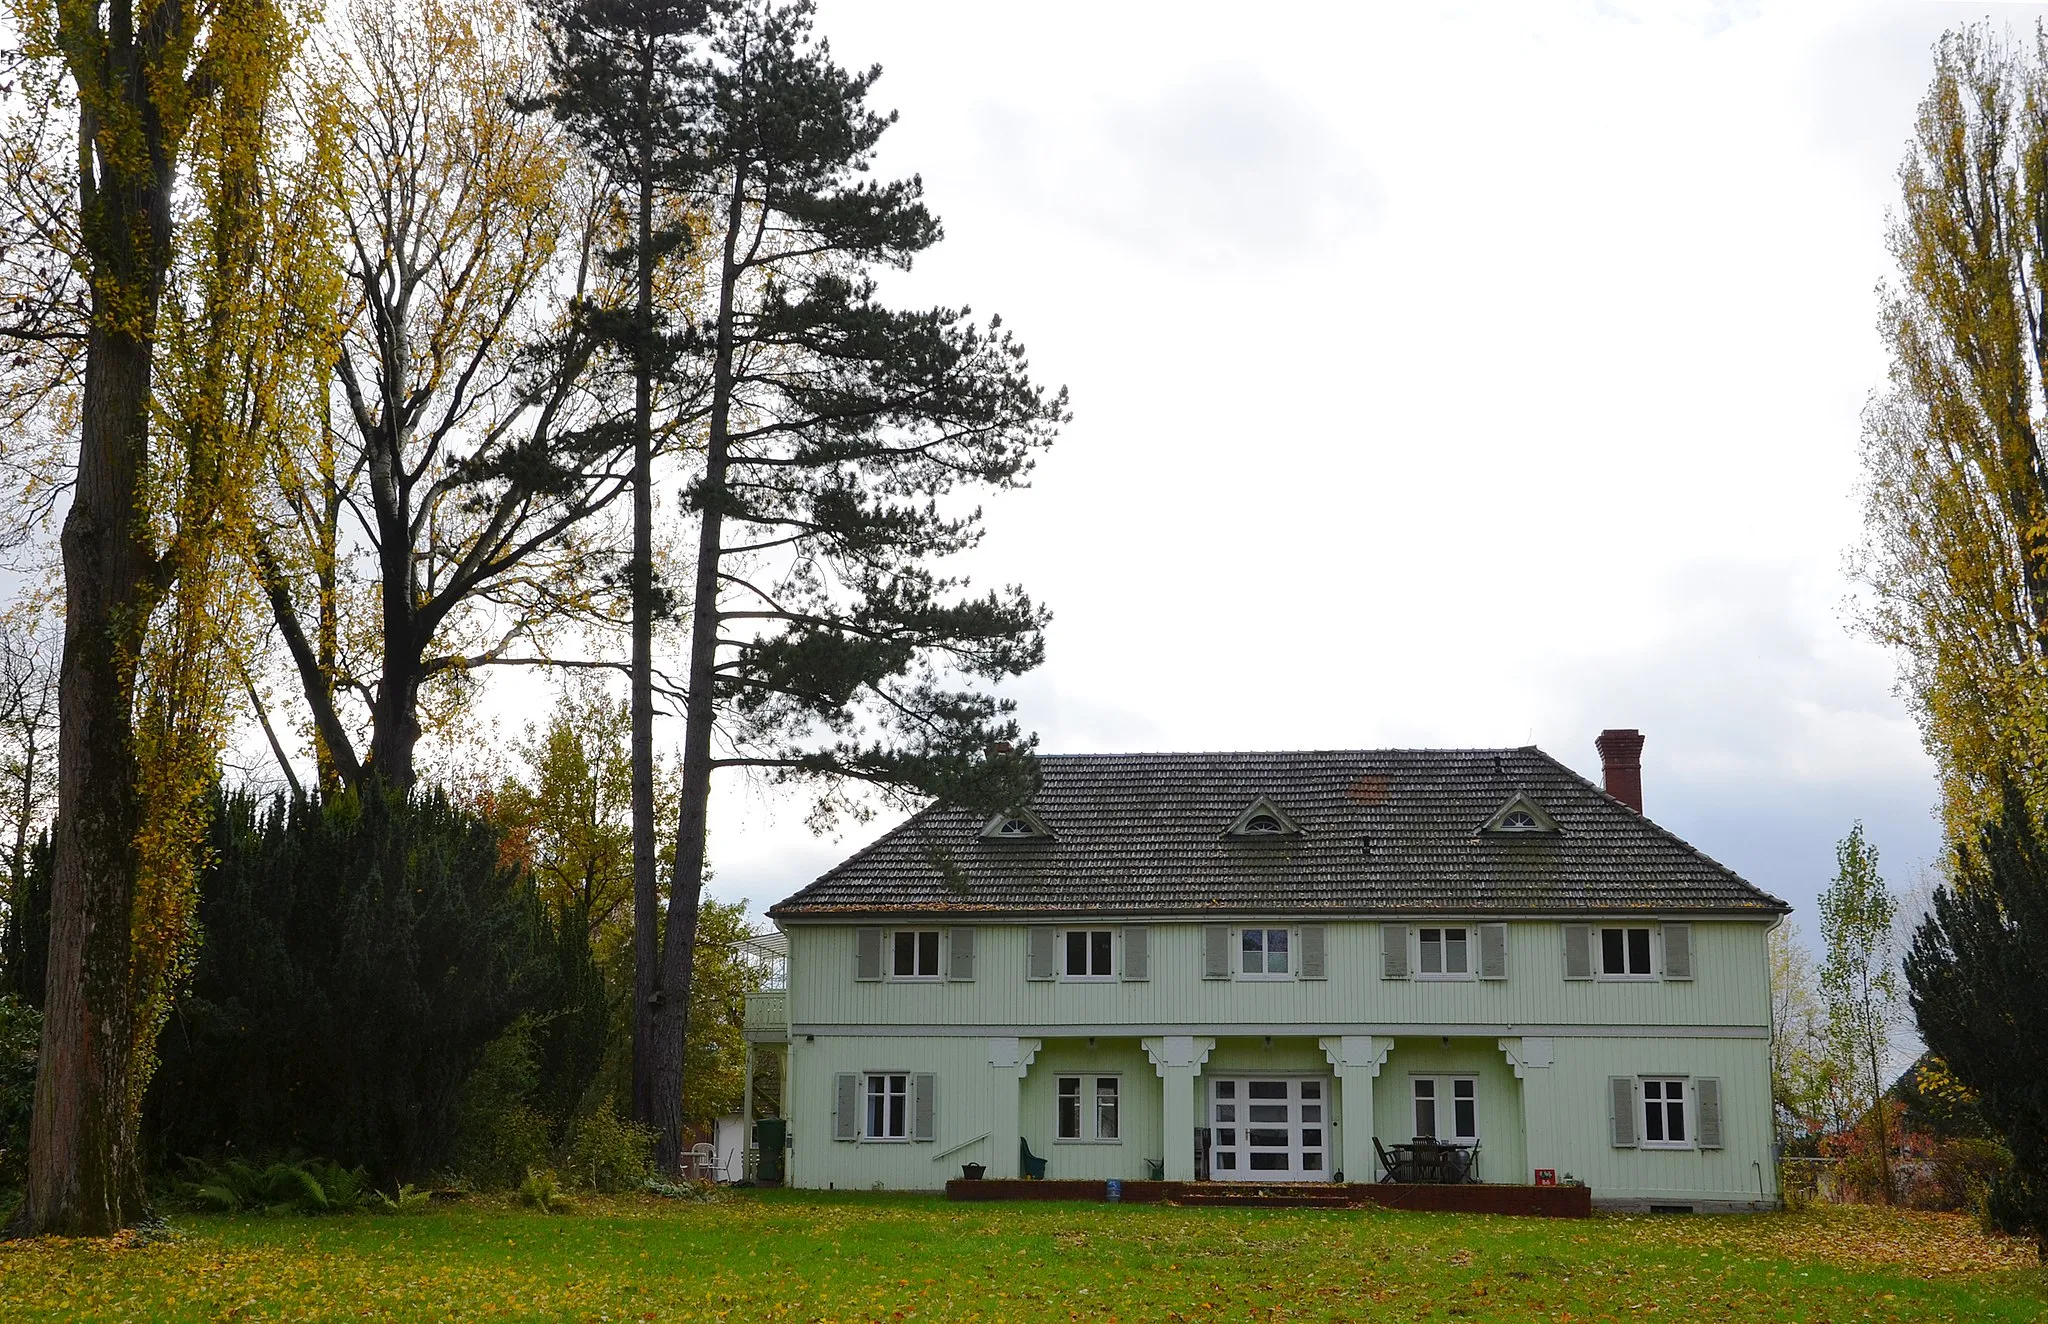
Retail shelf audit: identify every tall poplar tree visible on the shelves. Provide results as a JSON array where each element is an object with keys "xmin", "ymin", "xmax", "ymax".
[
  {"xmin": 1857, "ymin": 25, "xmax": 2048, "ymax": 834},
  {"xmin": 5, "ymin": 0, "xmax": 295, "ymax": 1237},
  {"xmin": 528, "ymin": 0, "xmax": 712, "ymax": 1137},
  {"xmin": 640, "ymin": 0, "xmax": 1066, "ymax": 1171}
]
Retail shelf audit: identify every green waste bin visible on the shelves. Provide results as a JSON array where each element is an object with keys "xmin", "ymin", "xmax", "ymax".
[{"xmin": 753, "ymin": 1117, "xmax": 786, "ymax": 1184}]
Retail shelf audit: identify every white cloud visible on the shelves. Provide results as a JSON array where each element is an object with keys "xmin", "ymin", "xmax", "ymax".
[{"xmin": 676, "ymin": 0, "xmax": 1969, "ymax": 923}]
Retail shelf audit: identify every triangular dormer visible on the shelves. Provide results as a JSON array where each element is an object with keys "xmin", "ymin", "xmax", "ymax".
[
  {"xmin": 979, "ymin": 807, "xmax": 1055, "ymax": 841},
  {"xmin": 1223, "ymin": 796, "xmax": 1304, "ymax": 839},
  {"xmin": 1479, "ymin": 791, "xmax": 1561, "ymax": 836}
]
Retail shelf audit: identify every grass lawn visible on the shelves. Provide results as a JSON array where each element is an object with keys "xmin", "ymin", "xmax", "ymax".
[{"xmin": 0, "ymin": 1191, "xmax": 2042, "ymax": 1322}]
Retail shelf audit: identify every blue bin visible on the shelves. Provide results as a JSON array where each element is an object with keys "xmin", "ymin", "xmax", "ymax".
[{"xmin": 1105, "ymin": 1179, "xmax": 1122, "ymax": 1203}]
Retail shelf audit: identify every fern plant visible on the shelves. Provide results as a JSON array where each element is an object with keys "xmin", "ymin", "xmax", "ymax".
[
  {"xmin": 173, "ymin": 1157, "xmax": 387, "ymax": 1216},
  {"xmin": 518, "ymin": 1167, "xmax": 575, "ymax": 1214}
]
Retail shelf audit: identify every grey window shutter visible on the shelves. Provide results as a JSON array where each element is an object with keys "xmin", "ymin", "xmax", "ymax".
[
  {"xmin": 855, "ymin": 928, "xmax": 883, "ymax": 981},
  {"xmin": 1610, "ymin": 1076, "xmax": 1637, "ymax": 1148},
  {"xmin": 1026, "ymin": 926, "xmax": 1057, "ymax": 980},
  {"xmin": 1381, "ymin": 923, "xmax": 1410, "ymax": 979},
  {"xmin": 1696, "ymin": 1077, "xmax": 1723, "ymax": 1149},
  {"xmin": 947, "ymin": 926, "xmax": 976, "ymax": 981},
  {"xmin": 1662, "ymin": 923, "xmax": 1693, "ymax": 981},
  {"xmin": 834, "ymin": 1073, "xmax": 859, "ymax": 1141},
  {"xmin": 1563, "ymin": 924, "xmax": 1593, "ymax": 980},
  {"xmin": 1202, "ymin": 924, "xmax": 1231, "ymax": 979},
  {"xmin": 913, "ymin": 1073, "xmax": 937, "ymax": 1142},
  {"xmin": 1299, "ymin": 925, "xmax": 1327, "ymax": 979},
  {"xmin": 1122, "ymin": 925, "xmax": 1149, "ymax": 981},
  {"xmin": 1479, "ymin": 922, "xmax": 1508, "ymax": 980}
]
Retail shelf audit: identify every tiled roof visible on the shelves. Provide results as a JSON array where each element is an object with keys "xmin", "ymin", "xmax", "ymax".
[{"xmin": 770, "ymin": 747, "xmax": 1790, "ymax": 919}]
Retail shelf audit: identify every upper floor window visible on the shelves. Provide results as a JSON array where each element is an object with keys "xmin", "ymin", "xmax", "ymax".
[
  {"xmin": 1641, "ymin": 1078, "xmax": 1688, "ymax": 1147},
  {"xmin": 1242, "ymin": 813, "xmax": 1285, "ymax": 835},
  {"xmin": 1418, "ymin": 926, "xmax": 1471, "ymax": 978},
  {"xmin": 1241, "ymin": 926, "xmax": 1291, "ymax": 977},
  {"xmin": 995, "ymin": 817, "xmax": 1036, "ymax": 837},
  {"xmin": 892, "ymin": 929, "xmax": 941, "ymax": 979},
  {"xmin": 1499, "ymin": 809, "xmax": 1538, "ymax": 831},
  {"xmin": 1063, "ymin": 929, "xmax": 1115, "ymax": 980},
  {"xmin": 865, "ymin": 1073, "xmax": 910, "ymax": 1140},
  {"xmin": 1601, "ymin": 926, "xmax": 1654, "ymax": 978}
]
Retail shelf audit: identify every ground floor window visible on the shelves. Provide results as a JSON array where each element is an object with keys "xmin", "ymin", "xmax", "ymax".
[
  {"xmin": 1411, "ymin": 1076, "xmax": 1477, "ymax": 1142},
  {"xmin": 1056, "ymin": 1075, "xmax": 1121, "ymax": 1142},
  {"xmin": 865, "ymin": 1073, "xmax": 909, "ymax": 1140},
  {"xmin": 1642, "ymin": 1078, "xmax": 1688, "ymax": 1146}
]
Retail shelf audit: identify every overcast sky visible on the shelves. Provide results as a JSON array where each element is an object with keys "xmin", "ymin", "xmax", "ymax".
[{"xmin": 581, "ymin": 1, "xmax": 2039, "ymax": 932}]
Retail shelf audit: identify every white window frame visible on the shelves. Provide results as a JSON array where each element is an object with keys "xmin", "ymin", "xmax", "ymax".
[
  {"xmin": 1409, "ymin": 1075, "xmax": 1479, "ymax": 1142},
  {"xmin": 1055, "ymin": 1073, "xmax": 1123, "ymax": 1143},
  {"xmin": 889, "ymin": 929, "xmax": 943, "ymax": 981},
  {"xmin": 1640, "ymin": 1076, "xmax": 1692, "ymax": 1149},
  {"xmin": 1060, "ymin": 928, "xmax": 1117, "ymax": 981},
  {"xmin": 862, "ymin": 1071, "xmax": 912, "ymax": 1142},
  {"xmin": 1415, "ymin": 924, "xmax": 1475, "ymax": 981},
  {"xmin": 1597, "ymin": 925, "xmax": 1657, "ymax": 980},
  {"xmin": 1237, "ymin": 925, "xmax": 1294, "ymax": 980}
]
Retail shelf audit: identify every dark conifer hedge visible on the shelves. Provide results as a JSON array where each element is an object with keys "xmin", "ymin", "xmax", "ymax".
[
  {"xmin": 147, "ymin": 784, "xmax": 604, "ymax": 1183},
  {"xmin": 1907, "ymin": 787, "xmax": 2048, "ymax": 1255}
]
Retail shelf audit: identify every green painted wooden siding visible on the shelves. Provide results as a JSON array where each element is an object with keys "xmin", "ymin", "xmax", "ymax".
[{"xmin": 787, "ymin": 920, "xmax": 1772, "ymax": 1031}]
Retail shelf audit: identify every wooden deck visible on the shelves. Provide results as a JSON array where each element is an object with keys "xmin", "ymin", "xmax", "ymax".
[{"xmin": 943, "ymin": 1179, "xmax": 1592, "ymax": 1217}]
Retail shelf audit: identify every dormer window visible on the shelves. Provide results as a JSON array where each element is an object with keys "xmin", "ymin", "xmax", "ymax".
[
  {"xmin": 1224, "ymin": 797, "xmax": 1303, "ymax": 840},
  {"xmin": 979, "ymin": 808, "xmax": 1054, "ymax": 841},
  {"xmin": 1479, "ymin": 793, "xmax": 1560, "ymax": 836}
]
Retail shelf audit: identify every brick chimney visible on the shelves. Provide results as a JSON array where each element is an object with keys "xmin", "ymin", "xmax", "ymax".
[{"xmin": 1596, "ymin": 729, "xmax": 1645, "ymax": 813}]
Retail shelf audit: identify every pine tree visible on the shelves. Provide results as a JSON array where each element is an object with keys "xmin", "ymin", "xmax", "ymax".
[
  {"xmin": 527, "ymin": 0, "xmax": 714, "ymax": 1144},
  {"xmin": 641, "ymin": 0, "xmax": 1067, "ymax": 1171},
  {"xmin": 1908, "ymin": 787, "xmax": 2048, "ymax": 1255}
]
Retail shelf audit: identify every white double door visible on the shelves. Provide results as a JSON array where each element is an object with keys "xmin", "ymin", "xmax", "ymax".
[{"xmin": 1207, "ymin": 1076, "xmax": 1330, "ymax": 1181}]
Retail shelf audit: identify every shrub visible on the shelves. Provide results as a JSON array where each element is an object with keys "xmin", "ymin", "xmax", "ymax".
[
  {"xmin": 1943, "ymin": 1138, "xmax": 2014, "ymax": 1216},
  {"xmin": 567, "ymin": 1107, "xmax": 653, "ymax": 1193}
]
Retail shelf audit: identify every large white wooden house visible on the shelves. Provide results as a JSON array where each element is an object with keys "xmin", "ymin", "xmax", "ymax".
[{"xmin": 753, "ymin": 731, "xmax": 1790, "ymax": 1210}]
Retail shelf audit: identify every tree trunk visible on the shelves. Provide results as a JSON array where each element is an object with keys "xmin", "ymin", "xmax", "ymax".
[
  {"xmin": 651, "ymin": 167, "xmax": 745, "ymax": 1175},
  {"xmin": 629, "ymin": 39, "xmax": 661, "ymax": 1139},
  {"xmin": 5, "ymin": 315, "xmax": 157, "ymax": 1238},
  {"xmin": 367, "ymin": 628, "xmax": 422, "ymax": 791}
]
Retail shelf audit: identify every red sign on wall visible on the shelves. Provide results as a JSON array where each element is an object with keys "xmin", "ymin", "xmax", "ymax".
[{"xmin": 1533, "ymin": 1169, "xmax": 1557, "ymax": 1187}]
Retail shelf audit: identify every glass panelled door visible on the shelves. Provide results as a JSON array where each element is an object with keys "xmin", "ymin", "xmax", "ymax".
[{"xmin": 1207, "ymin": 1077, "xmax": 1330, "ymax": 1181}]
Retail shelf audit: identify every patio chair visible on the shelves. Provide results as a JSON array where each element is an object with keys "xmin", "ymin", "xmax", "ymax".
[
  {"xmin": 1372, "ymin": 1137, "xmax": 1402, "ymax": 1183},
  {"xmin": 1452, "ymin": 1143, "xmax": 1481, "ymax": 1185},
  {"xmin": 685, "ymin": 1142, "xmax": 716, "ymax": 1181},
  {"xmin": 1019, "ymin": 1137, "xmax": 1048, "ymax": 1180}
]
